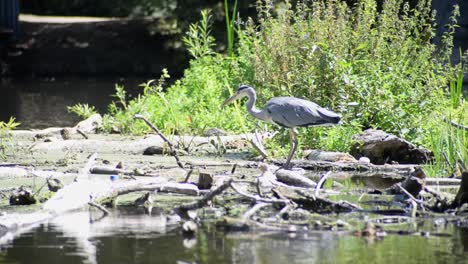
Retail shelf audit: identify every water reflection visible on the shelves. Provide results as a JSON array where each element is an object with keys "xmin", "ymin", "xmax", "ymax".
[
  {"xmin": 0, "ymin": 78, "xmax": 145, "ymax": 129},
  {"xmin": 1, "ymin": 208, "xmax": 468, "ymax": 264}
]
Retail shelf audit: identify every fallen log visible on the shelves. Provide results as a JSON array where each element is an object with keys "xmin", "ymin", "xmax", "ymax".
[
  {"xmin": 274, "ymin": 159, "xmax": 416, "ymax": 179},
  {"xmin": 275, "ymin": 169, "xmax": 317, "ymax": 188}
]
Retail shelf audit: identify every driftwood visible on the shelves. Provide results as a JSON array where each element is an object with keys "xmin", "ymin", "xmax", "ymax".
[
  {"xmin": 275, "ymin": 169, "xmax": 317, "ymax": 188},
  {"xmin": 90, "ymin": 165, "xmax": 139, "ymax": 176},
  {"xmin": 275, "ymin": 159, "xmax": 417, "ymax": 181},
  {"xmin": 272, "ymin": 186, "xmax": 359, "ymax": 213},
  {"xmin": 177, "ymin": 178, "xmax": 233, "ymax": 213}
]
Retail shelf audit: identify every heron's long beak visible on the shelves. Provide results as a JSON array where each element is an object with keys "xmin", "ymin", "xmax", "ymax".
[{"xmin": 222, "ymin": 92, "xmax": 241, "ymax": 107}]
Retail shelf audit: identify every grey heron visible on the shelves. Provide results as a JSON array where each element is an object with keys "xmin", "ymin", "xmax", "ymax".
[{"xmin": 222, "ymin": 84, "xmax": 341, "ymax": 169}]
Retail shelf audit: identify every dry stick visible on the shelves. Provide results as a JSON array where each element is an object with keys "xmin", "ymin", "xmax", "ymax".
[
  {"xmin": 396, "ymin": 183, "xmax": 426, "ymax": 212},
  {"xmin": 178, "ymin": 178, "xmax": 233, "ymax": 211},
  {"xmin": 249, "ymin": 130, "xmax": 268, "ymax": 159},
  {"xmin": 315, "ymin": 171, "xmax": 332, "ymax": 197},
  {"xmin": 76, "ymin": 128, "xmax": 89, "ymax": 139},
  {"xmin": 229, "ymin": 182, "xmax": 289, "ymax": 204},
  {"xmin": 231, "ymin": 164, "xmax": 237, "ymax": 174},
  {"xmin": 443, "ymin": 117, "xmax": 468, "ymax": 132},
  {"xmin": 182, "ymin": 169, "xmax": 194, "ymax": 183},
  {"xmin": 134, "ymin": 114, "xmax": 184, "ymax": 169},
  {"xmin": 88, "ymin": 201, "xmax": 110, "ymax": 215}
]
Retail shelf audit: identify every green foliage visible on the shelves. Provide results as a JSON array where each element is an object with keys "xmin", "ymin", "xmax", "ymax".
[
  {"xmin": 67, "ymin": 103, "xmax": 98, "ymax": 119},
  {"xmin": 183, "ymin": 9, "xmax": 216, "ymax": 59},
  {"xmin": 0, "ymin": 117, "xmax": 20, "ymax": 160},
  {"xmin": 241, "ymin": 0, "xmax": 454, "ymax": 144},
  {"xmin": 0, "ymin": 117, "xmax": 20, "ymax": 130},
  {"xmin": 98, "ymin": 1, "xmax": 466, "ymax": 177}
]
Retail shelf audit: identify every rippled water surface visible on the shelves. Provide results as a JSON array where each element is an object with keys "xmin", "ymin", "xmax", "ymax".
[{"xmin": 1, "ymin": 208, "xmax": 468, "ymax": 264}]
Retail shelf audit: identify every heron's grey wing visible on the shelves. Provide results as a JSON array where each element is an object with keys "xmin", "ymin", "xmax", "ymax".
[{"xmin": 265, "ymin": 97, "xmax": 340, "ymax": 128}]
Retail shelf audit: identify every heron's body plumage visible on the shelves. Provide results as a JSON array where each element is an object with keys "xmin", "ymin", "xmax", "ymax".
[{"xmin": 264, "ymin": 97, "xmax": 341, "ymax": 128}]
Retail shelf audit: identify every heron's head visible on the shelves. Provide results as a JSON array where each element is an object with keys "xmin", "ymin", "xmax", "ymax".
[{"xmin": 222, "ymin": 84, "xmax": 253, "ymax": 107}]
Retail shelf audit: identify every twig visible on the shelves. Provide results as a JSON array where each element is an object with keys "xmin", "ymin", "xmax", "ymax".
[
  {"xmin": 396, "ymin": 183, "xmax": 426, "ymax": 211},
  {"xmin": 249, "ymin": 130, "xmax": 268, "ymax": 159},
  {"xmin": 177, "ymin": 178, "xmax": 233, "ymax": 211},
  {"xmin": 76, "ymin": 128, "xmax": 89, "ymax": 139},
  {"xmin": 242, "ymin": 202, "xmax": 269, "ymax": 219},
  {"xmin": 231, "ymin": 164, "xmax": 237, "ymax": 174},
  {"xmin": 315, "ymin": 171, "xmax": 331, "ymax": 197},
  {"xmin": 443, "ymin": 117, "xmax": 468, "ymax": 131},
  {"xmin": 88, "ymin": 201, "xmax": 110, "ymax": 216},
  {"xmin": 229, "ymin": 182, "xmax": 289, "ymax": 204},
  {"xmin": 134, "ymin": 114, "xmax": 184, "ymax": 169},
  {"xmin": 182, "ymin": 169, "xmax": 194, "ymax": 183}
]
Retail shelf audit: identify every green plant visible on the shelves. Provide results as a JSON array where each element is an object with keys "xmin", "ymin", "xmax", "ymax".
[
  {"xmin": 0, "ymin": 117, "xmax": 20, "ymax": 159},
  {"xmin": 0, "ymin": 117, "xmax": 20, "ymax": 130},
  {"xmin": 67, "ymin": 103, "xmax": 97, "ymax": 119},
  {"xmin": 182, "ymin": 9, "xmax": 215, "ymax": 59},
  {"xmin": 224, "ymin": 0, "xmax": 238, "ymax": 57}
]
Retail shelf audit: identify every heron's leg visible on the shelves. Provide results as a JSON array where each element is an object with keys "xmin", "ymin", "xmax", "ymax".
[{"xmin": 284, "ymin": 128, "xmax": 298, "ymax": 169}]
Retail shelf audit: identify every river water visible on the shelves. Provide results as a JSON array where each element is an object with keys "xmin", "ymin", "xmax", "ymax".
[
  {"xmin": 0, "ymin": 78, "xmax": 145, "ymax": 129},
  {"xmin": 1, "ymin": 208, "xmax": 468, "ymax": 264}
]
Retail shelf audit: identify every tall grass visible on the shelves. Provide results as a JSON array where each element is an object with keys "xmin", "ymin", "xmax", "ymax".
[{"xmin": 224, "ymin": 0, "xmax": 238, "ymax": 57}]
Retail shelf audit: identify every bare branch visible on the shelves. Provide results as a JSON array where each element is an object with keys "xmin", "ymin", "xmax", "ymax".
[
  {"xmin": 177, "ymin": 178, "xmax": 233, "ymax": 211},
  {"xmin": 443, "ymin": 117, "xmax": 468, "ymax": 131},
  {"xmin": 88, "ymin": 201, "xmax": 110, "ymax": 215},
  {"xmin": 134, "ymin": 114, "xmax": 184, "ymax": 169}
]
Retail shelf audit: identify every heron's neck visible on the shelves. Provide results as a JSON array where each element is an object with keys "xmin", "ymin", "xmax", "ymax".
[{"xmin": 245, "ymin": 89, "xmax": 265, "ymax": 120}]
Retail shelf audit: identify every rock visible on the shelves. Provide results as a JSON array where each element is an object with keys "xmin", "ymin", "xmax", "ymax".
[
  {"xmin": 358, "ymin": 157, "xmax": 371, "ymax": 164},
  {"xmin": 9, "ymin": 187, "xmax": 37, "ymax": 205},
  {"xmin": 74, "ymin": 113, "xmax": 102, "ymax": 134},
  {"xmin": 47, "ymin": 178, "xmax": 64, "ymax": 192},
  {"xmin": 350, "ymin": 129, "xmax": 433, "ymax": 164},
  {"xmin": 143, "ymin": 146, "xmax": 165, "ymax": 155},
  {"xmin": 305, "ymin": 150, "xmax": 357, "ymax": 163},
  {"xmin": 60, "ymin": 128, "xmax": 72, "ymax": 140}
]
